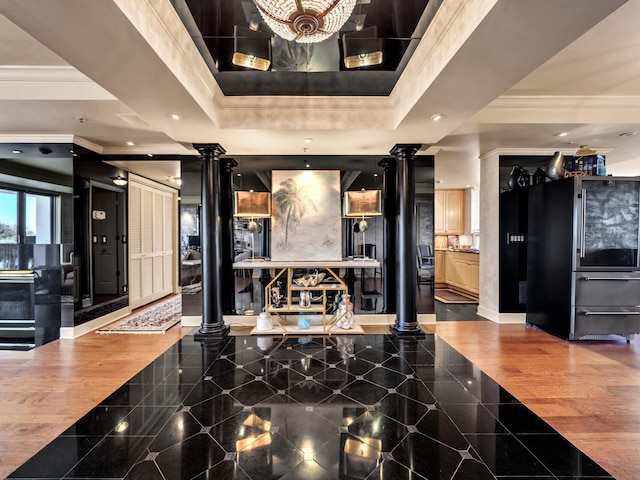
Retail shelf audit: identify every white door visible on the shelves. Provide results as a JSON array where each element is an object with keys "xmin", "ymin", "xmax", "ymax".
[{"xmin": 128, "ymin": 174, "xmax": 178, "ymax": 309}]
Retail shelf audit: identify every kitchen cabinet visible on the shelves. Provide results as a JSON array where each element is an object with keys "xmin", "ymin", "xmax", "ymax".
[
  {"xmin": 442, "ymin": 250, "xmax": 479, "ymax": 297},
  {"xmin": 443, "ymin": 251, "xmax": 459, "ymax": 286},
  {"xmin": 435, "ymin": 250, "xmax": 445, "ymax": 285},
  {"xmin": 467, "ymin": 261, "xmax": 480, "ymax": 295},
  {"xmin": 435, "ymin": 190, "xmax": 464, "ymax": 234}
]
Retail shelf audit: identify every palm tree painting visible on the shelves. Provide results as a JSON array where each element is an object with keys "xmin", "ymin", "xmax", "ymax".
[{"xmin": 271, "ymin": 170, "xmax": 342, "ymax": 261}]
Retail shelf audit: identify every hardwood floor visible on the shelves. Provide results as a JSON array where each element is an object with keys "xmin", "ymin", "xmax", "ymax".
[
  {"xmin": 435, "ymin": 321, "xmax": 640, "ymax": 480},
  {"xmin": 1, "ymin": 320, "xmax": 639, "ymax": 478},
  {"xmin": 0, "ymin": 325, "xmax": 192, "ymax": 479}
]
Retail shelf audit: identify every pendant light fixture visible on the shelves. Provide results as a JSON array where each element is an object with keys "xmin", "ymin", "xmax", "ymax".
[{"xmin": 252, "ymin": 0, "xmax": 357, "ymax": 43}]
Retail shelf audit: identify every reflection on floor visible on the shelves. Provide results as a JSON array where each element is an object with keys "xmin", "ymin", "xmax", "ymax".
[{"xmin": 8, "ymin": 332, "xmax": 611, "ymax": 479}]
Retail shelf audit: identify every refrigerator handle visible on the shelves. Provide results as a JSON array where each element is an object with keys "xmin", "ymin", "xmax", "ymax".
[
  {"xmin": 583, "ymin": 311, "xmax": 640, "ymax": 316},
  {"xmin": 579, "ymin": 188, "xmax": 587, "ymax": 258}
]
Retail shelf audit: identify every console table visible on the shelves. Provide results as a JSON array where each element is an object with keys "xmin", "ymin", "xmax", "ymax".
[{"xmin": 231, "ymin": 260, "xmax": 379, "ymax": 335}]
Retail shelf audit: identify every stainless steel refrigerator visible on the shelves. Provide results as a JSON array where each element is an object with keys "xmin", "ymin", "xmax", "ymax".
[{"xmin": 527, "ymin": 176, "xmax": 640, "ymax": 340}]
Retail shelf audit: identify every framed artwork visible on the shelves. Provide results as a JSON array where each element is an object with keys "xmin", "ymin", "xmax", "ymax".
[{"xmin": 271, "ymin": 170, "xmax": 342, "ymax": 261}]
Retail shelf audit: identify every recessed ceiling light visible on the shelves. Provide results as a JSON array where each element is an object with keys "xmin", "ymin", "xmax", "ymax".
[
  {"xmin": 373, "ymin": 173, "xmax": 378, "ymax": 177},
  {"xmin": 430, "ymin": 113, "xmax": 445, "ymax": 122},
  {"xmin": 304, "ymin": 137, "xmax": 313, "ymax": 144},
  {"xmin": 12, "ymin": 149, "xmax": 23, "ymax": 154},
  {"xmin": 169, "ymin": 113, "xmax": 183, "ymax": 120},
  {"xmin": 126, "ymin": 141, "xmax": 135, "ymax": 146},
  {"xmin": 619, "ymin": 131, "xmax": 637, "ymax": 137},
  {"xmin": 555, "ymin": 132, "xmax": 570, "ymax": 137},
  {"xmin": 237, "ymin": 173, "xmax": 242, "ymax": 177},
  {"xmin": 147, "ymin": 153, "xmax": 153, "ymax": 157}
]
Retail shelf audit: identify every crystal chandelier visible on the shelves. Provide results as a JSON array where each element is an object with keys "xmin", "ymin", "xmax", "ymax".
[{"xmin": 253, "ymin": 0, "xmax": 357, "ymax": 43}]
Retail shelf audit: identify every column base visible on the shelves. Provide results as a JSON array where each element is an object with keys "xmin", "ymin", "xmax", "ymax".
[
  {"xmin": 390, "ymin": 325, "xmax": 426, "ymax": 338},
  {"xmin": 195, "ymin": 324, "xmax": 230, "ymax": 340}
]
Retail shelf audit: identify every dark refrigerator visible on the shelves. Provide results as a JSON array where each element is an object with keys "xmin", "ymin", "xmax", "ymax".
[{"xmin": 527, "ymin": 176, "xmax": 640, "ymax": 340}]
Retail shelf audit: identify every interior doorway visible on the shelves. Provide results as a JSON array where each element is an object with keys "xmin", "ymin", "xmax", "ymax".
[{"xmin": 90, "ymin": 184, "xmax": 126, "ymax": 305}]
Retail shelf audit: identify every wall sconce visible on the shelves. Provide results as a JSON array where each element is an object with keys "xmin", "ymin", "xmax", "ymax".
[
  {"xmin": 232, "ymin": 26, "xmax": 272, "ymax": 71},
  {"xmin": 343, "ymin": 189, "xmax": 381, "ymax": 259},
  {"xmin": 112, "ymin": 175, "xmax": 128, "ymax": 186},
  {"xmin": 343, "ymin": 27, "xmax": 383, "ymax": 69},
  {"xmin": 234, "ymin": 190, "xmax": 272, "ymax": 261}
]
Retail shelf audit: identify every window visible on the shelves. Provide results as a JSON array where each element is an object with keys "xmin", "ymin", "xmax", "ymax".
[
  {"xmin": 0, "ymin": 188, "xmax": 55, "ymax": 244},
  {"xmin": 26, "ymin": 193, "xmax": 53, "ymax": 244},
  {"xmin": 0, "ymin": 189, "xmax": 18, "ymax": 243},
  {"xmin": 0, "ymin": 188, "xmax": 57, "ymax": 270}
]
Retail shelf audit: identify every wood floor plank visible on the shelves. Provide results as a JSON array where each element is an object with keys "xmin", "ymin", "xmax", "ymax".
[
  {"xmin": 0, "ymin": 324, "xmax": 192, "ymax": 479},
  {"xmin": 435, "ymin": 321, "xmax": 640, "ymax": 480}
]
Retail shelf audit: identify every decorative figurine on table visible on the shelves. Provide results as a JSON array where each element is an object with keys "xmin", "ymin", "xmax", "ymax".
[
  {"xmin": 336, "ymin": 294, "xmax": 355, "ymax": 329},
  {"xmin": 271, "ymin": 284, "xmax": 283, "ymax": 308},
  {"xmin": 298, "ymin": 318, "xmax": 312, "ymax": 330}
]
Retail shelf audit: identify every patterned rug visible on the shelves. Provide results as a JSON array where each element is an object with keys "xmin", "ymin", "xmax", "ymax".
[{"xmin": 97, "ymin": 295, "xmax": 182, "ymax": 334}]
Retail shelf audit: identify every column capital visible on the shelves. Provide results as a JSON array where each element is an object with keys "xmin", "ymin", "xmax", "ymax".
[
  {"xmin": 390, "ymin": 144, "xmax": 422, "ymax": 157},
  {"xmin": 193, "ymin": 143, "xmax": 226, "ymax": 158},
  {"xmin": 221, "ymin": 157, "xmax": 238, "ymax": 172},
  {"xmin": 378, "ymin": 157, "xmax": 395, "ymax": 171}
]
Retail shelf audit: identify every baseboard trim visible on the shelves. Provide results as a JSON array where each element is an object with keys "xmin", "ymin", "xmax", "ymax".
[
  {"xmin": 476, "ymin": 305, "xmax": 526, "ymax": 324},
  {"xmin": 59, "ymin": 306, "xmax": 131, "ymax": 339}
]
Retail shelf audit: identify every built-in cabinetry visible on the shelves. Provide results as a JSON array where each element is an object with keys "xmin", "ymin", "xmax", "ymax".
[
  {"xmin": 434, "ymin": 190, "xmax": 464, "ymax": 234},
  {"xmin": 128, "ymin": 174, "xmax": 179, "ymax": 309},
  {"xmin": 437, "ymin": 250, "xmax": 479, "ymax": 297}
]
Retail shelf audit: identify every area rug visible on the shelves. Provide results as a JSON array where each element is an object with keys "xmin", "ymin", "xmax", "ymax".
[
  {"xmin": 434, "ymin": 289, "xmax": 478, "ymax": 304},
  {"xmin": 98, "ymin": 295, "xmax": 181, "ymax": 334}
]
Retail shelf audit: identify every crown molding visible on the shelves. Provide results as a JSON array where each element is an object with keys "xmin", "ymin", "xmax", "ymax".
[
  {"xmin": 0, "ymin": 134, "xmax": 75, "ymax": 143},
  {"xmin": 0, "ymin": 65, "xmax": 116, "ymax": 100},
  {"xmin": 474, "ymin": 95, "xmax": 640, "ymax": 124}
]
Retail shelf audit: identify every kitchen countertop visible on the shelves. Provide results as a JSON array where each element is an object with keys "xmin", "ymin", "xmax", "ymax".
[{"xmin": 436, "ymin": 248, "xmax": 480, "ymax": 254}]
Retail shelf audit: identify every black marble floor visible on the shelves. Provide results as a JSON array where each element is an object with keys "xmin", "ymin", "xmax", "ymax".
[
  {"xmin": 435, "ymin": 302, "xmax": 483, "ymax": 321},
  {"xmin": 9, "ymin": 333, "xmax": 612, "ymax": 480}
]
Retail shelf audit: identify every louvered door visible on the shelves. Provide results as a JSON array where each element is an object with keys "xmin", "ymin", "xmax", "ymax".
[{"xmin": 128, "ymin": 174, "xmax": 178, "ymax": 309}]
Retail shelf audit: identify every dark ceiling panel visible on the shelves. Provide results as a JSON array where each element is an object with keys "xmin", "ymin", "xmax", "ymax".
[{"xmin": 172, "ymin": 0, "xmax": 439, "ymax": 96}]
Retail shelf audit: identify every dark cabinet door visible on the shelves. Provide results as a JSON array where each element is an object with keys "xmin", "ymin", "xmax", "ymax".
[{"xmin": 577, "ymin": 178, "xmax": 640, "ymax": 269}]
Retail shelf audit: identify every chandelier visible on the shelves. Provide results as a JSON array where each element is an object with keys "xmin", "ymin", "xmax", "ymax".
[{"xmin": 253, "ymin": 0, "xmax": 357, "ymax": 43}]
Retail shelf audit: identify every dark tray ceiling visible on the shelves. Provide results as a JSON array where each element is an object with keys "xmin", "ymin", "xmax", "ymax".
[{"xmin": 172, "ymin": 0, "xmax": 440, "ymax": 96}]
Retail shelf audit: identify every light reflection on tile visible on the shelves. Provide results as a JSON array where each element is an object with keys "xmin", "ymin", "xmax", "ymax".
[{"xmin": 7, "ymin": 334, "xmax": 613, "ymax": 480}]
